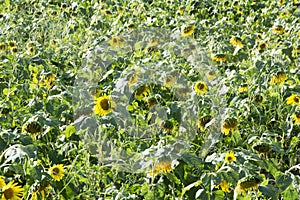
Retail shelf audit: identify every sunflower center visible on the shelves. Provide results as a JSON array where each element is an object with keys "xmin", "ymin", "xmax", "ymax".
[
  {"xmin": 197, "ymin": 83, "xmax": 205, "ymax": 90},
  {"xmin": 52, "ymin": 167, "xmax": 60, "ymax": 175},
  {"xmin": 227, "ymin": 156, "xmax": 233, "ymax": 161},
  {"xmin": 294, "ymin": 97, "xmax": 300, "ymax": 103},
  {"xmin": 100, "ymin": 99, "xmax": 110, "ymax": 110},
  {"xmin": 4, "ymin": 188, "xmax": 14, "ymax": 199}
]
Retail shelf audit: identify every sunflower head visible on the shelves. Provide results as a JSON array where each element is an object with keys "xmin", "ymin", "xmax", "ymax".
[
  {"xmin": 272, "ymin": 25, "xmax": 284, "ymax": 34},
  {"xmin": 258, "ymin": 42, "xmax": 267, "ymax": 52},
  {"xmin": 11, "ymin": 47, "xmax": 18, "ymax": 54},
  {"xmin": 236, "ymin": 176, "xmax": 262, "ymax": 194},
  {"xmin": 253, "ymin": 143, "xmax": 270, "ymax": 153},
  {"xmin": 286, "ymin": 94, "xmax": 300, "ymax": 105},
  {"xmin": 211, "ymin": 54, "xmax": 227, "ymax": 62},
  {"xmin": 222, "ymin": 118, "xmax": 238, "ymax": 135},
  {"xmin": 230, "ymin": 37, "xmax": 243, "ymax": 48},
  {"xmin": 197, "ymin": 116, "xmax": 212, "ymax": 131},
  {"xmin": 254, "ymin": 95, "xmax": 263, "ymax": 104},
  {"xmin": 134, "ymin": 85, "xmax": 150, "ymax": 100},
  {"xmin": 215, "ymin": 180, "xmax": 230, "ymax": 193},
  {"xmin": 1, "ymin": 180, "xmax": 24, "ymax": 200},
  {"xmin": 269, "ymin": 72, "xmax": 286, "ymax": 85},
  {"xmin": 149, "ymin": 160, "xmax": 174, "ymax": 176},
  {"xmin": 160, "ymin": 119, "xmax": 174, "ymax": 133},
  {"xmin": 225, "ymin": 151, "xmax": 236, "ymax": 164},
  {"xmin": 7, "ymin": 41, "xmax": 16, "ymax": 48},
  {"xmin": 194, "ymin": 81, "xmax": 208, "ymax": 95},
  {"xmin": 128, "ymin": 73, "xmax": 139, "ymax": 86},
  {"xmin": 49, "ymin": 164, "xmax": 65, "ymax": 181},
  {"xmin": 181, "ymin": 25, "xmax": 195, "ymax": 37},
  {"xmin": 164, "ymin": 76, "xmax": 175, "ymax": 88},
  {"xmin": 94, "ymin": 94, "xmax": 114, "ymax": 116},
  {"xmin": 108, "ymin": 36, "xmax": 126, "ymax": 48},
  {"xmin": 23, "ymin": 121, "xmax": 42, "ymax": 134},
  {"xmin": 0, "ymin": 43, "xmax": 7, "ymax": 52}
]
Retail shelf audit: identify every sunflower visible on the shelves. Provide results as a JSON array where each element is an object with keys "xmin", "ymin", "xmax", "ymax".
[
  {"xmin": 286, "ymin": 94, "xmax": 300, "ymax": 106},
  {"xmin": 254, "ymin": 95, "xmax": 263, "ymax": 104},
  {"xmin": 211, "ymin": 54, "xmax": 227, "ymax": 62},
  {"xmin": 94, "ymin": 94, "xmax": 114, "ymax": 116},
  {"xmin": 230, "ymin": 37, "xmax": 243, "ymax": 48},
  {"xmin": 128, "ymin": 73, "xmax": 139, "ymax": 86},
  {"xmin": 215, "ymin": 180, "xmax": 230, "ymax": 193},
  {"xmin": 108, "ymin": 36, "xmax": 126, "ymax": 48},
  {"xmin": 177, "ymin": 7, "xmax": 184, "ymax": 15},
  {"xmin": 28, "ymin": 47, "xmax": 35, "ymax": 55},
  {"xmin": 0, "ymin": 43, "xmax": 6, "ymax": 52},
  {"xmin": 7, "ymin": 41, "xmax": 16, "ymax": 48},
  {"xmin": 293, "ymin": 113, "xmax": 300, "ymax": 124},
  {"xmin": 269, "ymin": 72, "xmax": 286, "ymax": 85},
  {"xmin": 253, "ymin": 143, "xmax": 270, "ymax": 153},
  {"xmin": 0, "ymin": 176, "xmax": 5, "ymax": 188},
  {"xmin": 160, "ymin": 120, "xmax": 174, "ymax": 133},
  {"xmin": 222, "ymin": 119, "xmax": 238, "ymax": 135},
  {"xmin": 134, "ymin": 85, "xmax": 150, "ymax": 100},
  {"xmin": 149, "ymin": 160, "xmax": 174, "ymax": 176},
  {"xmin": 181, "ymin": 25, "xmax": 195, "ymax": 37},
  {"xmin": 236, "ymin": 177, "xmax": 262, "ymax": 194},
  {"xmin": 238, "ymin": 85, "xmax": 248, "ymax": 93},
  {"xmin": 258, "ymin": 42, "xmax": 267, "ymax": 51},
  {"xmin": 272, "ymin": 25, "xmax": 284, "ymax": 34},
  {"xmin": 44, "ymin": 74, "xmax": 55, "ymax": 89},
  {"xmin": 194, "ymin": 81, "xmax": 208, "ymax": 95},
  {"xmin": 10, "ymin": 47, "xmax": 18, "ymax": 54},
  {"xmin": 225, "ymin": 151, "xmax": 236, "ymax": 164},
  {"xmin": 164, "ymin": 76, "xmax": 175, "ymax": 88},
  {"xmin": 197, "ymin": 116, "xmax": 212, "ymax": 131},
  {"xmin": 49, "ymin": 164, "xmax": 65, "ymax": 181},
  {"xmin": 23, "ymin": 121, "xmax": 42, "ymax": 134},
  {"xmin": 1, "ymin": 181, "xmax": 23, "ymax": 200}
]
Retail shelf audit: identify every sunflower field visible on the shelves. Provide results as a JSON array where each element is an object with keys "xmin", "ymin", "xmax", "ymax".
[{"xmin": 1, "ymin": 0, "xmax": 300, "ymax": 199}]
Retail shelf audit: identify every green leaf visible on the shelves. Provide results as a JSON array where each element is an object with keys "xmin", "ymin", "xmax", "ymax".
[
  {"xmin": 258, "ymin": 185, "xmax": 277, "ymax": 200},
  {"xmin": 282, "ymin": 185, "xmax": 299, "ymax": 200},
  {"xmin": 276, "ymin": 172, "xmax": 293, "ymax": 192},
  {"xmin": 64, "ymin": 125, "xmax": 76, "ymax": 139}
]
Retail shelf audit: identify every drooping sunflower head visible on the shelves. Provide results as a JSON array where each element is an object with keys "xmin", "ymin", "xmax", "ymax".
[
  {"xmin": 222, "ymin": 118, "xmax": 238, "ymax": 135},
  {"xmin": 211, "ymin": 54, "xmax": 227, "ymax": 62},
  {"xmin": 94, "ymin": 94, "xmax": 114, "ymax": 116},
  {"xmin": 230, "ymin": 37, "xmax": 243, "ymax": 48},
  {"xmin": 49, "ymin": 164, "xmax": 65, "ymax": 181},
  {"xmin": 160, "ymin": 119, "xmax": 175, "ymax": 133},
  {"xmin": 269, "ymin": 72, "xmax": 287, "ymax": 85},
  {"xmin": 108, "ymin": 36, "xmax": 126, "ymax": 48},
  {"xmin": 272, "ymin": 25, "xmax": 284, "ymax": 34},
  {"xmin": 164, "ymin": 76, "xmax": 175, "ymax": 88},
  {"xmin": 1, "ymin": 180, "xmax": 24, "ymax": 200},
  {"xmin": 128, "ymin": 73, "xmax": 139, "ymax": 86},
  {"xmin": 197, "ymin": 116, "xmax": 212, "ymax": 131},
  {"xmin": 286, "ymin": 94, "xmax": 300, "ymax": 105},
  {"xmin": 194, "ymin": 81, "xmax": 208, "ymax": 95},
  {"xmin": 254, "ymin": 95, "xmax": 263, "ymax": 104},
  {"xmin": 253, "ymin": 142, "xmax": 270, "ymax": 153},
  {"xmin": 23, "ymin": 121, "xmax": 42, "ymax": 134},
  {"xmin": 236, "ymin": 176, "xmax": 262, "ymax": 194},
  {"xmin": 134, "ymin": 85, "xmax": 150, "ymax": 100},
  {"xmin": 181, "ymin": 25, "xmax": 195, "ymax": 37},
  {"xmin": 225, "ymin": 151, "xmax": 236, "ymax": 164},
  {"xmin": 149, "ymin": 160, "xmax": 174, "ymax": 176}
]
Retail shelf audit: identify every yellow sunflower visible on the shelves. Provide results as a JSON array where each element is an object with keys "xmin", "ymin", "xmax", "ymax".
[
  {"xmin": 0, "ymin": 43, "xmax": 7, "ymax": 52},
  {"xmin": 108, "ymin": 36, "xmax": 126, "ymax": 48},
  {"xmin": 1, "ymin": 181, "xmax": 23, "ymax": 200},
  {"xmin": 286, "ymin": 94, "xmax": 300, "ymax": 106},
  {"xmin": 272, "ymin": 25, "xmax": 284, "ymax": 34},
  {"xmin": 197, "ymin": 116, "xmax": 212, "ymax": 131},
  {"xmin": 94, "ymin": 94, "xmax": 114, "ymax": 116},
  {"xmin": 10, "ymin": 47, "xmax": 18, "ymax": 54},
  {"xmin": 225, "ymin": 151, "xmax": 236, "ymax": 164},
  {"xmin": 149, "ymin": 160, "xmax": 174, "ymax": 176},
  {"xmin": 211, "ymin": 54, "xmax": 227, "ymax": 62},
  {"xmin": 164, "ymin": 76, "xmax": 175, "ymax": 88},
  {"xmin": 44, "ymin": 74, "xmax": 55, "ymax": 89},
  {"xmin": 134, "ymin": 85, "xmax": 150, "ymax": 100},
  {"xmin": 7, "ymin": 41, "xmax": 16, "ymax": 48},
  {"xmin": 238, "ymin": 85, "xmax": 248, "ymax": 93},
  {"xmin": 0, "ymin": 176, "xmax": 5, "ymax": 188},
  {"xmin": 230, "ymin": 37, "xmax": 243, "ymax": 48},
  {"xmin": 215, "ymin": 180, "xmax": 230, "ymax": 193},
  {"xmin": 194, "ymin": 81, "xmax": 208, "ymax": 95},
  {"xmin": 222, "ymin": 119, "xmax": 238, "ymax": 135},
  {"xmin": 128, "ymin": 73, "xmax": 139, "ymax": 86},
  {"xmin": 293, "ymin": 113, "xmax": 300, "ymax": 124},
  {"xmin": 269, "ymin": 72, "xmax": 286, "ymax": 85},
  {"xmin": 258, "ymin": 42, "xmax": 267, "ymax": 51},
  {"xmin": 49, "ymin": 164, "xmax": 65, "ymax": 181},
  {"xmin": 181, "ymin": 25, "xmax": 195, "ymax": 37}
]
